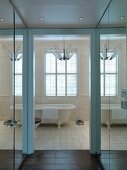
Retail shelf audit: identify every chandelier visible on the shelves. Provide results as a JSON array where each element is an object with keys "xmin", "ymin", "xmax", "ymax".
[
  {"xmin": 2, "ymin": 45, "xmax": 22, "ymax": 61},
  {"xmin": 100, "ymin": 44, "xmax": 121, "ymax": 60},
  {"xmin": 50, "ymin": 39, "xmax": 77, "ymax": 60}
]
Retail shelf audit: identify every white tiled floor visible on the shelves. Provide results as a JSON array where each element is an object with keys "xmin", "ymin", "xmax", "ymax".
[
  {"xmin": 0, "ymin": 121, "xmax": 127, "ymax": 150},
  {"xmin": 35, "ymin": 121, "xmax": 89, "ymax": 150},
  {"xmin": 101, "ymin": 124, "xmax": 127, "ymax": 150},
  {"xmin": 0, "ymin": 121, "xmax": 22, "ymax": 149}
]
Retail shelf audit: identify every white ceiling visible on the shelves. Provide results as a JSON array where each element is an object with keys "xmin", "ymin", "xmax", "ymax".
[
  {"xmin": 0, "ymin": 0, "xmax": 127, "ymax": 29},
  {"xmin": 11, "ymin": 0, "xmax": 110, "ymax": 28},
  {"xmin": 97, "ymin": 0, "xmax": 127, "ymax": 28},
  {"xmin": 0, "ymin": 0, "xmax": 24, "ymax": 28}
]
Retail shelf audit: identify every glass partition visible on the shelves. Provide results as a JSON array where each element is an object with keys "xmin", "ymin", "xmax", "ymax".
[
  {"xmin": 0, "ymin": 0, "xmax": 25, "ymax": 169},
  {"xmin": 15, "ymin": 10, "xmax": 25, "ymax": 168},
  {"xmin": 97, "ymin": 0, "xmax": 127, "ymax": 169},
  {"xmin": 0, "ymin": 0, "xmax": 15, "ymax": 169}
]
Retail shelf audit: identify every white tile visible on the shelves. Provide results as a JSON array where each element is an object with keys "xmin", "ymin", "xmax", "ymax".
[{"xmin": 2, "ymin": 120, "xmax": 127, "ymax": 151}]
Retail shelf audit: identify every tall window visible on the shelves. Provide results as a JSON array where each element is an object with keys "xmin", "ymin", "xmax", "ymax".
[
  {"xmin": 15, "ymin": 59, "xmax": 22, "ymax": 96},
  {"xmin": 100, "ymin": 52, "xmax": 118, "ymax": 96},
  {"xmin": 45, "ymin": 52, "xmax": 77, "ymax": 96}
]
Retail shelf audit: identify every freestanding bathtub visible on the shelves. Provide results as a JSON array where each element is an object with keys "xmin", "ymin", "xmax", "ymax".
[
  {"xmin": 40, "ymin": 104, "xmax": 76, "ymax": 128},
  {"xmin": 11, "ymin": 103, "xmax": 76, "ymax": 128}
]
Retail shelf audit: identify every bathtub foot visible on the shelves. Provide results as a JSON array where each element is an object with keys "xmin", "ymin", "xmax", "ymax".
[
  {"xmin": 106, "ymin": 121, "xmax": 111, "ymax": 129},
  {"xmin": 57, "ymin": 121, "xmax": 61, "ymax": 129}
]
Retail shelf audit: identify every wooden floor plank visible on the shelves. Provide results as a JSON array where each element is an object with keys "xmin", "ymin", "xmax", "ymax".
[
  {"xmin": 99, "ymin": 150, "xmax": 127, "ymax": 170},
  {"xmin": 1, "ymin": 150, "xmax": 127, "ymax": 170},
  {"xmin": 0, "ymin": 150, "xmax": 25, "ymax": 170},
  {"xmin": 21, "ymin": 150, "xmax": 101, "ymax": 170}
]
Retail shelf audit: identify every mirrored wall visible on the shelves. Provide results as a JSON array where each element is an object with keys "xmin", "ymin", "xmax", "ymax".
[
  {"xmin": 97, "ymin": 0, "xmax": 127, "ymax": 169},
  {"xmin": 0, "ymin": 0, "xmax": 25, "ymax": 169}
]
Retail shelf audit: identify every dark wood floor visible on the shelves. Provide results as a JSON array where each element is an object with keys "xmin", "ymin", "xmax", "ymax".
[
  {"xmin": 100, "ymin": 150, "xmax": 127, "ymax": 170},
  {"xmin": 0, "ymin": 150, "xmax": 25, "ymax": 170},
  {"xmin": 1, "ymin": 150, "xmax": 127, "ymax": 170},
  {"xmin": 21, "ymin": 150, "xmax": 102, "ymax": 170}
]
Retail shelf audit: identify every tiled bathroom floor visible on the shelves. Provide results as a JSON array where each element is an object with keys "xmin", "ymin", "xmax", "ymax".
[
  {"xmin": 35, "ymin": 121, "xmax": 89, "ymax": 150},
  {"xmin": 0, "ymin": 121, "xmax": 127, "ymax": 150},
  {"xmin": 101, "ymin": 124, "xmax": 127, "ymax": 150}
]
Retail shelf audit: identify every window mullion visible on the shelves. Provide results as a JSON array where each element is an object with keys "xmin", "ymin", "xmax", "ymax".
[
  {"xmin": 56, "ymin": 58, "xmax": 57, "ymax": 96},
  {"xmin": 116, "ymin": 55, "xmax": 118, "ymax": 96},
  {"xmin": 104, "ymin": 60, "xmax": 105, "ymax": 96},
  {"xmin": 15, "ymin": 73, "xmax": 22, "ymax": 75},
  {"xmin": 65, "ymin": 60, "xmax": 67, "ymax": 96}
]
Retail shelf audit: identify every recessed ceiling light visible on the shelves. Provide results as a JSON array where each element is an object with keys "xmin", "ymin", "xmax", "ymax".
[
  {"xmin": 120, "ymin": 16, "xmax": 124, "ymax": 20},
  {"xmin": 79, "ymin": 16, "xmax": 84, "ymax": 21},
  {"xmin": 0, "ymin": 18, "xmax": 4, "ymax": 21},
  {"xmin": 40, "ymin": 17, "xmax": 44, "ymax": 21}
]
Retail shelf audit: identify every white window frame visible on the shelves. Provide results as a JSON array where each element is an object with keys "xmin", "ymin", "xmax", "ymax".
[
  {"xmin": 44, "ymin": 51, "xmax": 78, "ymax": 97},
  {"xmin": 15, "ymin": 58, "xmax": 22, "ymax": 96},
  {"xmin": 101, "ymin": 51, "xmax": 118, "ymax": 96}
]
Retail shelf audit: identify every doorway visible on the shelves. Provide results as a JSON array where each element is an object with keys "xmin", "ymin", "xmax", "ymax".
[{"xmin": 33, "ymin": 34, "xmax": 90, "ymax": 150}]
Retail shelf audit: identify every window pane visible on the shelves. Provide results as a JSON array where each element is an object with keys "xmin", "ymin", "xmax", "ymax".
[
  {"xmin": 45, "ymin": 52, "xmax": 77, "ymax": 97},
  {"xmin": 15, "ymin": 75, "xmax": 22, "ymax": 96},
  {"xmin": 15, "ymin": 59, "xmax": 22, "ymax": 73},
  {"xmin": 46, "ymin": 53, "xmax": 56, "ymax": 73},
  {"xmin": 67, "ymin": 54, "xmax": 77, "ymax": 73},
  {"xmin": 101, "ymin": 74, "xmax": 104, "ymax": 96},
  {"xmin": 105, "ymin": 74, "xmax": 116, "ymax": 96},
  {"xmin": 46, "ymin": 75, "xmax": 56, "ymax": 96},
  {"xmin": 67, "ymin": 75, "xmax": 77, "ymax": 96},
  {"xmin": 105, "ymin": 57, "xmax": 116, "ymax": 73},
  {"xmin": 57, "ymin": 59, "xmax": 65, "ymax": 73},
  {"xmin": 57, "ymin": 75, "xmax": 65, "ymax": 96}
]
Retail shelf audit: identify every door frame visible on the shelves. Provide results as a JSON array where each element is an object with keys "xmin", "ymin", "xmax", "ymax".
[
  {"xmin": 26, "ymin": 28, "xmax": 100, "ymax": 154},
  {"xmin": 96, "ymin": 27, "xmax": 126, "ymax": 152}
]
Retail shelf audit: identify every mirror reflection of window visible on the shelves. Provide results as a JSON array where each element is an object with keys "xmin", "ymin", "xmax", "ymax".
[
  {"xmin": 101, "ymin": 52, "xmax": 118, "ymax": 96},
  {"xmin": 15, "ymin": 58, "xmax": 22, "ymax": 96}
]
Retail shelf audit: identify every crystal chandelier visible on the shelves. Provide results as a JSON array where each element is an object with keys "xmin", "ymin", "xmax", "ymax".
[
  {"xmin": 100, "ymin": 44, "xmax": 121, "ymax": 60},
  {"xmin": 2, "ymin": 45, "xmax": 22, "ymax": 61},
  {"xmin": 50, "ymin": 39, "xmax": 77, "ymax": 60}
]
